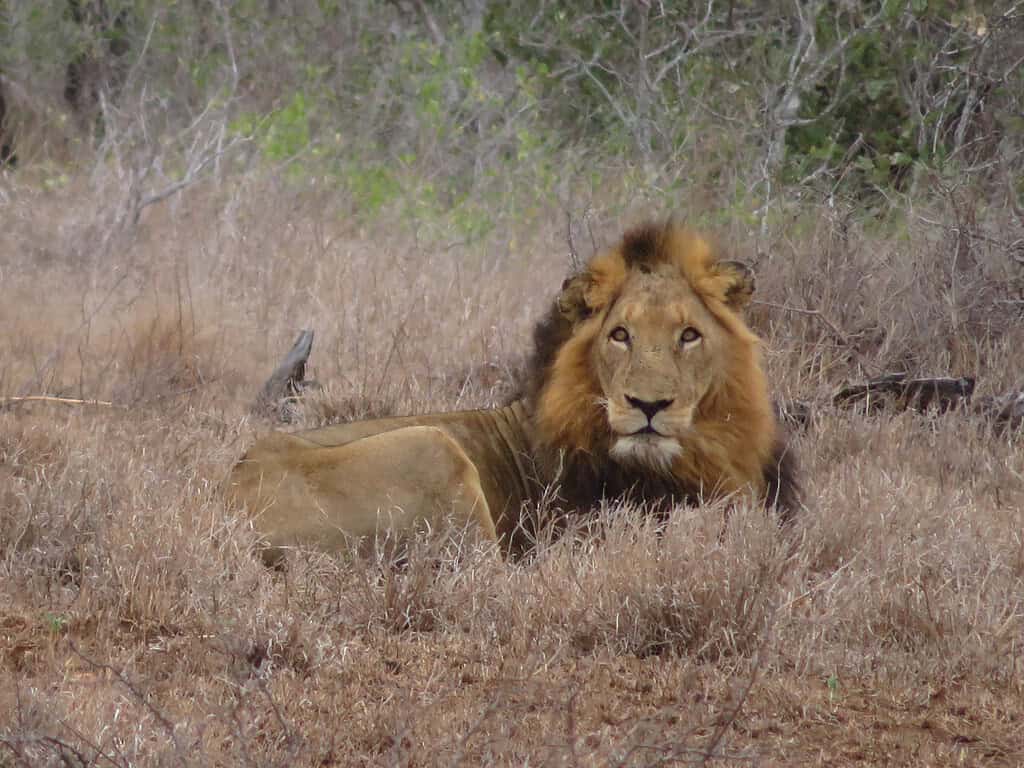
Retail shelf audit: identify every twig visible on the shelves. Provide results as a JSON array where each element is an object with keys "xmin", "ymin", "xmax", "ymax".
[
  {"xmin": 410, "ymin": 0, "xmax": 445, "ymax": 46},
  {"xmin": 753, "ymin": 299, "xmax": 883, "ymax": 375},
  {"xmin": 51, "ymin": 717, "xmax": 125, "ymax": 768},
  {"xmin": 751, "ymin": 300, "xmax": 850, "ymax": 346},
  {"xmin": 251, "ymin": 674, "xmax": 298, "ymax": 758},
  {"xmin": 0, "ymin": 395, "xmax": 119, "ymax": 408},
  {"xmin": 565, "ymin": 209, "xmax": 581, "ymax": 272},
  {"xmin": 565, "ymin": 688, "xmax": 580, "ymax": 768}
]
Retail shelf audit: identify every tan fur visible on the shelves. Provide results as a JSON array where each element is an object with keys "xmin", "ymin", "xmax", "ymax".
[{"xmin": 227, "ymin": 221, "xmax": 789, "ymax": 562}]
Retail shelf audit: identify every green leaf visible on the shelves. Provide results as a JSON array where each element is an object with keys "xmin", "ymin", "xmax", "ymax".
[
  {"xmin": 883, "ymin": 0, "xmax": 904, "ymax": 20},
  {"xmin": 865, "ymin": 79, "xmax": 888, "ymax": 101},
  {"xmin": 44, "ymin": 613, "xmax": 68, "ymax": 634},
  {"xmin": 855, "ymin": 155, "xmax": 876, "ymax": 172}
]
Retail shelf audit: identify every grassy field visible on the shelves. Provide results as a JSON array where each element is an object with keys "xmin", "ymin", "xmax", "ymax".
[{"xmin": 1, "ymin": 159, "xmax": 1023, "ymax": 767}]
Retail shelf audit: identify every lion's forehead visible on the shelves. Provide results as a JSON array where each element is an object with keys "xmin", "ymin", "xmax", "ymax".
[
  {"xmin": 616, "ymin": 270, "xmax": 705, "ymax": 315},
  {"xmin": 616, "ymin": 287, "xmax": 705, "ymax": 330},
  {"xmin": 620, "ymin": 300, "xmax": 687, "ymax": 325}
]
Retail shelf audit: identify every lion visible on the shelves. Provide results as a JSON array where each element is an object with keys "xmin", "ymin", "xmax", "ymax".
[{"xmin": 228, "ymin": 220, "xmax": 798, "ymax": 562}]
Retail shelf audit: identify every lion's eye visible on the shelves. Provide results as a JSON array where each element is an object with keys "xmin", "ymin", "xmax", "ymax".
[
  {"xmin": 609, "ymin": 326, "xmax": 630, "ymax": 344},
  {"xmin": 680, "ymin": 327, "xmax": 702, "ymax": 345}
]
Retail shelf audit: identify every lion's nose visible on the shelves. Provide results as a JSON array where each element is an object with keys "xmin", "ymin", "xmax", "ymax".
[{"xmin": 625, "ymin": 396, "xmax": 674, "ymax": 421}]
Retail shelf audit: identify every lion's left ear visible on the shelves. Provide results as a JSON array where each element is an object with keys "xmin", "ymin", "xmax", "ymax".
[{"xmin": 714, "ymin": 260, "xmax": 755, "ymax": 310}]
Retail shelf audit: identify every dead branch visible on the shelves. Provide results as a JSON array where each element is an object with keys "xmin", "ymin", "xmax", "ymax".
[
  {"xmin": 752, "ymin": 299, "xmax": 879, "ymax": 373},
  {"xmin": 253, "ymin": 329, "xmax": 319, "ymax": 422},
  {"xmin": 415, "ymin": 0, "xmax": 445, "ymax": 46},
  {"xmin": 779, "ymin": 374, "xmax": 1021, "ymax": 436},
  {"xmin": 0, "ymin": 395, "xmax": 118, "ymax": 409},
  {"xmin": 833, "ymin": 373, "xmax": 975, "ymax": 413}
]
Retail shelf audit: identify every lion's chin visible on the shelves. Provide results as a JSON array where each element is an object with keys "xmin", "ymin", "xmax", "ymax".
[{"xmin": 609, "ymin": 435, "xmax": 682, "ymax": 474}]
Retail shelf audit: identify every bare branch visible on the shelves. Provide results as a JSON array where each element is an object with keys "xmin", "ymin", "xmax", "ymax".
[
  {"xmin": 131, "ymin": 133, "xmax": 250, "ymax": 225},
  {"xmin": 411, "ymin": 0, "xmax": 445, "ymax": 46},
  {"xmin": 0, "ymin": 395, "xmax": 118, "ymax": 408}
]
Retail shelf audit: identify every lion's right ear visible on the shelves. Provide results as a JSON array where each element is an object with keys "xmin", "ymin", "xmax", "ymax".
[
  {"xmin": 714, "ymin": 260, "xmax": 756, "ymax": 310},
  {"xmin": 556, "ymin": 273, "xmax": 593, "ymax": 324}
]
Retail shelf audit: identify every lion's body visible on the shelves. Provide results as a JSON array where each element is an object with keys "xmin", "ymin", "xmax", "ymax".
[
  {"xmin": 228, "ymin": 221, "xmax": 798, "ymax": 561},
  {"xmin": 230, "ymin": 403, "xmax": 540, "ymax": 561}
]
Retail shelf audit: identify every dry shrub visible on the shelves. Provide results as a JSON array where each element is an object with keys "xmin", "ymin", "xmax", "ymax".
[
  {"xmin": 284, "ymin": 504, "xmax": 786, "ymax": 664},
  {"xmin": 749, "ymin": 198, "xmax": 1024, "ymax": 391},
  {"xmin": 522, "ymin": 505, "xmax": 787, "ymax": 660},
  {"xmin": 1, "ymin": 411, "xmax": 265, "ymax": 646},
  {"xmin": 108, "ymin": 308, "xmax": 213, "ymax": 404},
  {"xmin": 280, "ymin": 529, "xmax": 508, "ymax": 638},
  {"xmin": 0, "ymin": 414, "xmax": 86, "ymax": 578},
  {"xmin": 775, "ymin": 408, "xmax": 1024, "ymax": 689}
]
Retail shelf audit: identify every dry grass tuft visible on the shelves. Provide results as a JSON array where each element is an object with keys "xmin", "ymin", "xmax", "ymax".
[{"xmin": 109, "ymin": 308, "xmax": 214, "ymax": 403}]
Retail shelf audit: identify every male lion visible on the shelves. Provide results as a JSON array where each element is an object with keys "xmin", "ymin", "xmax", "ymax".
[{"xmin": 228, "ymin": 221, "xmax": 798, "ymax": 562}]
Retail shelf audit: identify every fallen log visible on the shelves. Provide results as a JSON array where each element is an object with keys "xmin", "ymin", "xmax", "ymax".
[
  {"xmin": 253, "ymin": 329, "xmax": 320, "ymax": 422},
  {"xmin": 833, "ymin": 373, "xmax": 975, "ymax": 414}
]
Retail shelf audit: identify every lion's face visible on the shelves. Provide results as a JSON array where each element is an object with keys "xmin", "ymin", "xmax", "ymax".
[
  {"xmin": 533, "ymin": 221, "xmax": 772, "ymax": 483},
  {"xmin": 593, "ymin": 263, "xmax": 729, "ymax": 470}
]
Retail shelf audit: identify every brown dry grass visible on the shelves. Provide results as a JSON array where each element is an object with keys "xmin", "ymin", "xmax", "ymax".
[{"xmin": 2, "ymin": 169, "xmax": 1024, "ymax": 767}]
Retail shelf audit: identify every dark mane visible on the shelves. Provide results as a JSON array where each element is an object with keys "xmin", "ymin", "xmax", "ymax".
[
  {"xmin": 620, "ymin": 219, "xmax": 672, "ymax": 270},
  {"xmin": 542, "ymin": 449, "xmax": 700, "ymax": 518},
  {"xmin": 520, "ymin": 295, "xmax": 574, "ymax": 406},
  {"xmin": 533, "ymin": 443, "xmax": 799, "ymax": 525}
]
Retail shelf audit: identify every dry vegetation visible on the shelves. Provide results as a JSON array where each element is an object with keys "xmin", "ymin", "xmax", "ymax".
[
  {"xmin": 2, "ymin": 2, "xmax": 1024, "ymax": 762},
  {"xmin": 1, "ymin": 165, "xmax": 1023, "ymax": 766}
]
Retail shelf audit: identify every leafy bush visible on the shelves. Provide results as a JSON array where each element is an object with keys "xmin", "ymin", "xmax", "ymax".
[
  {"xmin": 785, "ymin": 1, "xmax": 1019, "ymax": 189},
  {"xmin": 0, "ymin": 0, "xmax": 1020, "ymax": 213}
]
